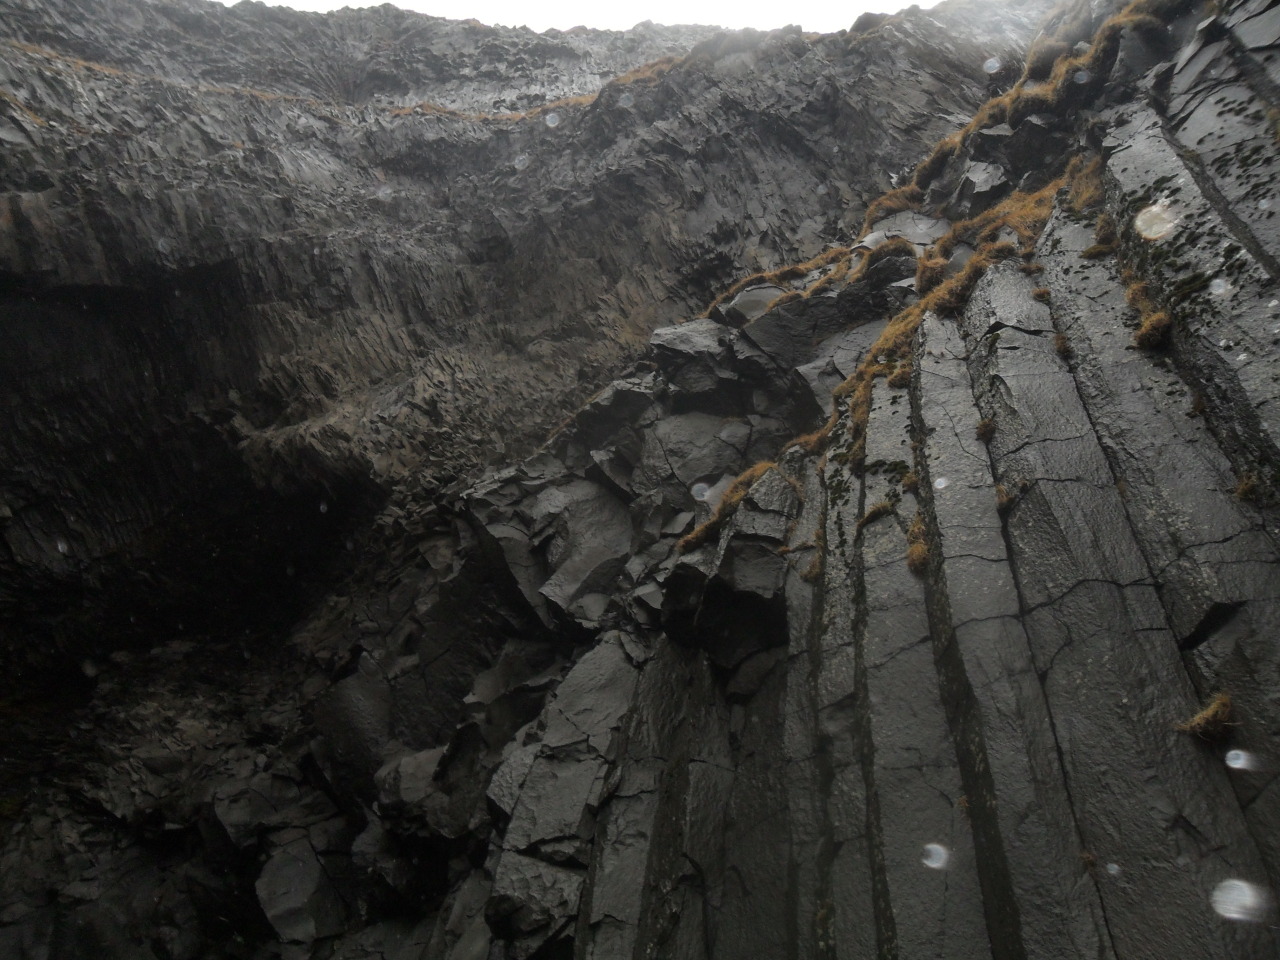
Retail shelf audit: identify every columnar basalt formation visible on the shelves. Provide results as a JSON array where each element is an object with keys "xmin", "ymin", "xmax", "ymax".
[{"xmin": 1, "ymin": 0, "xmax": 1279, "ymax": 957}]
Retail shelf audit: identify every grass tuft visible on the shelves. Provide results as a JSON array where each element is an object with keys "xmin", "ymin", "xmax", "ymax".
[
  {"xmin": 1234, "ymin": 472, "xmax": 1260, "ymax": 502},
  {"xmin": 1132, "ymin": 310, "xmax": 1171, "ymax": 350},
  {"xmin": 677, "ymin": 461, "xmax": 776, "ymax": 553},
  {"xmin": 857, "ymin": 499, "xmax": 896, "ymax": 532},
  {"xmin": 906, "ymin": 513, "xmax": 929, "ymax": 575},
  {"xmin": 1175, "ymin": 692, "xmax": 1235, "ymax": 742}
]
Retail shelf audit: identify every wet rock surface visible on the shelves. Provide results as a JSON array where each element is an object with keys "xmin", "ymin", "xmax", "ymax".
[{"xmin": 3, "ymin": 0, "xmax": 1280, "ymax": 957}]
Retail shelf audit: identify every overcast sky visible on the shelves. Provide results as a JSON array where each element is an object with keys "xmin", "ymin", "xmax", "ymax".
[{"xmin": 210, "ymin": 0, "xmax": 935, "ymax": 35}]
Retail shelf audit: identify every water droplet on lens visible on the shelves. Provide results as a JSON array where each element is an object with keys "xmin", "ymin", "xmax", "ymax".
[
  {"xmin": 983, "ymin": 57, "xmax": 1002, "ymax": 74},
  {"xmin": 618, "ymin": 92, "xmax": 634, "ymax": 108},
  {"xmin": 816, "ymin": 184, "xmax": 828, "ymax": 195},
  {"xmin": 1073, "ymin": 70, "xmax": 1090, "ymax": 84},
  {"xmin": 1225, "ymin": 749, "xmax": 1254, "ymax": 770},
  {"xmin": 1209, "ymin": 278, "xmax": 1231, "ymax": 296},
  {"xmin": 544, "ymin": 111, "xmax": 561, "ymax": 128},
  {"xmin": 56, "ymin": 538, "xmax": 68, "ymax": 555},
  {"xmin": 933, "ymin": 477, "xmax": 950, "ymax": 490},
  {"xmin": 81, "ymin": 659, "xmax": 98, "ymax": 678},
  {"xmin": 312, "ymin": 246, "xmax": 320, "ymax": 255},
  {"xmin": 921, "ymin": 843, "xmax": 950, "ymax": 869},
  {"xmin": 1260, "ymin": 198, "xmax": 1273, "ymax": 211},
  {"xmin": 157, "ymin": 237, "xmax": 171, "ymax": 254},
  {"xmin": 691, "ymin": 482, "xmax": 711, "ymax": 501},
  {"xmin": 1211, "ymin": 878, "xmax": 1271, "ymax": 921},
  {"xmin": 1134, "ymin": 201, "xmax": 1179, "ymax": 240},
  {"xmin": 345, "ymin": 539, "xmax": 355, "ymax": 551},
  {"xmin": 1106, "ymin": 863, "xmax": 1122, "ymax": 876},
  {"xmin": 1238, "ymin": 353, "xmax": 1248, "ymax": 362},
  {"xmin": 319, "ymin": 501, "xmax": 328, "ymax": 514},
  {"xmin": 513, "ymin": 154, "xmax": 529, "ymax": 170}
]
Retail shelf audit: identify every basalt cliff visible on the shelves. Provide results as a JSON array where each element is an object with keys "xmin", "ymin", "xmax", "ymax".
[{"xmin": 2, "ymin": 0, "xmax": 1279, "ymax": 957}]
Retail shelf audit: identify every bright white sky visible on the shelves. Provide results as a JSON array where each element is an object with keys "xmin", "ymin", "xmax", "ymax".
[{"xmin": 210, "ymin": 0, "xmax": 934, "ymax": 35}]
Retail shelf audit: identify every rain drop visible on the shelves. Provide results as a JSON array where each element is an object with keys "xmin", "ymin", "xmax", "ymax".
[
  {"xmin": 319, "ymin": 501, "xmax": 328, "ymax": 514},
  {"xmin": 1211, "ymin": 879, "xmax": 1271, "ymax": 921},
  {"xmin": 1209, "ymin": 278, "xmax": 1232, "ymax": 297},
  {"xmin": 81, "ymin": 659, "xmax": 99, "ymax": 678},
  {"xmin": 345, "ymin": 539, "xmax": 355, "ymax": 551},
  {"xmin": 1073, "ymin": 69, "xmax": 1091, "ymax": 84},
  {"xmin": 1225, "ymin": 749, "xmax": 1255, "ymax": 770},
  {"xmin": 816, "ymin": 184, "xmax": 828, "ymax": 195},
  {"xmin": 933, "ymin": 477, "xmax": 951, "ymax": 490},
  {"xmin": 543, "ymin": 111, "xmax": 561, "ymax": 128},
  {"xmin": 618, "ymin": 92, "xmax": 634, "ymax": 108},
  {"xmin": 1133, "ymin": 201, "xmax": 1179, "ymax": 241},
  {"xmin": 1106, "ymin": 863, "xmax": 1122, "ymax": 877},
  {"xmin": 983, "ymin": 57, "xmax": 1002, "ymax": 74},
  {"xmin": 921, "ymin": 843, "xmax": 950, "ymax": 869},
  {"xmin": 1260, "ymin": 198, "xmax": 1273, "ymax": 212},
  {"xmin": 513, "ymin": 154, "xmax": 529, "ymax": 171},
  {"xmin": 691, "ymin": 482, "xmax": 711, "ymax": 501},
  {"xmin": 157, "ymin": 237, "xmax": 171, "ymax": 254},
  {"xmin": 1238, "ymin": 353, "xmax": 1249, "ymax": 363},
  {"xmin": 312, "ymin": 246, "xmax": 320, "ymax": 255},
  {"xmin": 56, "ymin": 538, "xmax": 68, "ymax": 555}
]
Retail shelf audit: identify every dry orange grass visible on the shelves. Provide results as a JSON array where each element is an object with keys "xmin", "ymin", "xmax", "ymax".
[
  {"xmin": 1175, "ymin": 692, "xmax": 1235, "ymax": 742},
  {"xmin": 677, "ymin": 461, "xmax": 776, "ymax": 553}
]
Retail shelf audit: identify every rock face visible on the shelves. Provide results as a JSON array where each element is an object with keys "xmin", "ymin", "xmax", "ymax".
[
  {"xmin": 2, "ymin": 0, "xmax": 1280, "ymax": 957},
  {"xmin": 0, "ymin": 0, "xmax": 1040, "ymax": 680}
]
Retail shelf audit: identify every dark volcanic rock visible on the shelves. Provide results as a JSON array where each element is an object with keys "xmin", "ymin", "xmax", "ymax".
[{"xmin": 6, "ymin": 0, "xmax": 1280, "ymax": 958}]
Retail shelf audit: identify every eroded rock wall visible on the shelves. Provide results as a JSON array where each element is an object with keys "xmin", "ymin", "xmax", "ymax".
[
  {"xmin": 3, "ymin": 0, "xmax": 1279, "ymax": 958},
  {"xmin": 0, "ymin": 0, "xmax": 1044, "ymax": 678}
]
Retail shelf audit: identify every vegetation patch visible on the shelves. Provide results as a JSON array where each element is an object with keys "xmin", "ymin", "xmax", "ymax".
[
  {"xmin": 857, "ymin": 499, "xmax": 896, "ymax": 532},
  {"xmin": 906, "ymin": 513, "xmax": 930, "ymax": 575},
  {"xmin": 1175, "ymin": 691, "xmax": 1235, "ymax": 742},
  {"xmin": 677, "ymin": 461, "xmax": 776, "ymax": 553}
]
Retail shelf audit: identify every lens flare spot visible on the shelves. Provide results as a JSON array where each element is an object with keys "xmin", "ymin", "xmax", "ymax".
[
  {"xmin": 1211, "ymin": 879, "xmax": 1271, "ymax": 921},
  {"xmin": 921, "ymin": 843, "xmax": 950, "ymax": 869},
  {"xmin": 1225, "ymin": 749, "xmax": 1255, "ymax": 770},
  {"xmin": 1134, "ymin": 201, "xmax": 1179, "ymax": 240}
]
